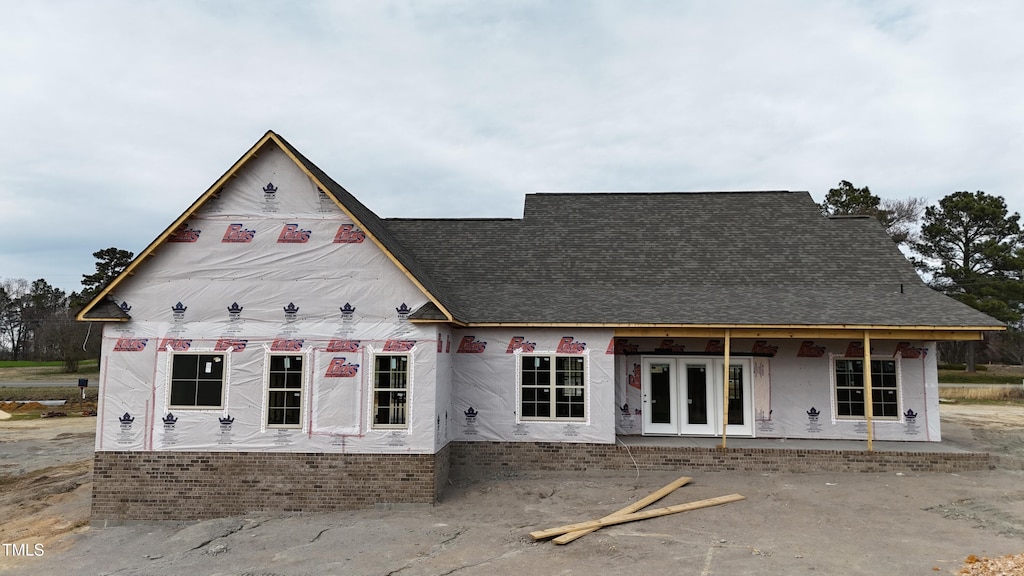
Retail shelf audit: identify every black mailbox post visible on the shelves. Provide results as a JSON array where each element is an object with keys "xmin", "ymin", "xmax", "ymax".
[{"xmin": 78, "ymin": 378, "xmax": 88, "ymax": 409}]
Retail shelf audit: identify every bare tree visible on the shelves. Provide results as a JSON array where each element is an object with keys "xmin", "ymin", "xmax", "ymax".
[
  {"xmin": 819, "ymin": 180, "xmax": 925, "ymax": 248},
  {"xmin": 880, "ymin": 196, "xmax": 926, "ymax": 246},
  {"xmin": 0, "ymin": 278, "xmax": 30, "ymax": 360}
]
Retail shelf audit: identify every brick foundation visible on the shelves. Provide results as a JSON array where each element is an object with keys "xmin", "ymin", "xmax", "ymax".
[
  {"xmin": 449, "ymin": 442, "xmax": 993, "ymax": 475},
  {"xmin": 92, "ymin": 441, "xmax": 991, "ymax": 522},
  {"xmin": 92, "ymin": 450, "xmax": 448, "ymax": 522}
]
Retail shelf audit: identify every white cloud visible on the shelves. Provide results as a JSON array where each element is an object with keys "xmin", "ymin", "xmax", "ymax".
[{"xmin": 0, "ymin": 0, "xmax": 1022, "ymax": 292}]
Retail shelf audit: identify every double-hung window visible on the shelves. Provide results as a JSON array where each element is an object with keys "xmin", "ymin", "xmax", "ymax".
[
  {"xmin": 520, "ymin": 355, "xmax": 585, "ymax": 421},
  {"xmin": 834, "ymin": 358, "xmax": 899, "ymax": 419},
  {"xmin": 169, "ymin": 353, "xmax": 225, "ymax": 409},
  {"xmin": 267, "ymin": 354, "xmax": 305, "ymax": 427},
  {"xmin": 372, "ymin": 355, "xmax": 409, "ymax": 428}
]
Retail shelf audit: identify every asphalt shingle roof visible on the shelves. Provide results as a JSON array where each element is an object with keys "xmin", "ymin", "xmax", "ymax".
[{"xmin": 382, "ymin": 191, "xmax": 1003, "ymax": 328}]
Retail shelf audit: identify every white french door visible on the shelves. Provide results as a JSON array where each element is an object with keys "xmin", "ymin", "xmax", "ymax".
[{"xmin": 641, "ymin": 357, "xmax": 752, "ymax": 437}]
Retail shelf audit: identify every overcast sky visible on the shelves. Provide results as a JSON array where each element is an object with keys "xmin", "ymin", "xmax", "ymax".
[{"xmin": 2, "ymin": 1, "xmax": 1022, "ymax": 295}]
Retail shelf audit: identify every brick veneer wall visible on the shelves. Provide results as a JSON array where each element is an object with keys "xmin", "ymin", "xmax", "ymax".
[
  {"xmin": 92, "ymin": 442, "xmax": 990, "ymax": 522},
  {"xmin": 92, "ymin": 450, "xmax": 449, "ymax": 523},
  {"xmin": 434, "ymin": 443, "xmax": 451, "ymax": 500},
  {"xmin": 448, "ymin": 442, "xmax": 993, "ymax": 475}
]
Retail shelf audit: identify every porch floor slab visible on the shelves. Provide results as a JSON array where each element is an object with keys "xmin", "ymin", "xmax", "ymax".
[{"xmin": 616, "ymin": 435, "xmax": 976, "ymax": 454}]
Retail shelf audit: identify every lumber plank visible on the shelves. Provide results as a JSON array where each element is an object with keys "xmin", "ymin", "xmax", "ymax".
[
  {"xmin": 552, "ymin": 476, "xmax": 692, "ymax": 545},
  {"xmin": 530, "ymin": 494, "xmax": 745, "ymax": 541}
]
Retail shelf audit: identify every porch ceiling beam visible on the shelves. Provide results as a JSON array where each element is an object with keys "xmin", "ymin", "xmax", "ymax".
[{"xmin": 613, "ymin": 327, "xmax": 989, "ymax": 341}]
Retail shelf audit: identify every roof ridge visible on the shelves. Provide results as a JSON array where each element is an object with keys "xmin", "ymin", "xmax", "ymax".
[
  {"xmin": 385, "ymin": 217, "xmax": 521, "ymax": 222},
  {"xmin": 528, "ymin": 190, "xmax": 803, "ymax": 196}
]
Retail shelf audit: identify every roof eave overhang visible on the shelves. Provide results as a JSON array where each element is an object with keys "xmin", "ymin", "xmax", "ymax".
[
  {"xmin": 414, "ymin": 322, "xmax": 1003, "ymax": 341},
  {"xmin": 613, "ymin": 325, "xmax": 999, "ymax": 341},
  {"xmin": 79, "ymin": 316, "xmax": 131, "ymax": 322},
  {"xmin": 411, "ymin": 317, "xmax": 469, "ymax": 327}
]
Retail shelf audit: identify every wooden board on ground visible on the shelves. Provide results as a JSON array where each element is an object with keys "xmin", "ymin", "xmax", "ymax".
[
  {"xmin": 552, "ymin": 475, "xmax": 692, "ymax": 545},
  {"xmin": 530, "ymin": 494, "xmax": 747, "ymax": 541}
]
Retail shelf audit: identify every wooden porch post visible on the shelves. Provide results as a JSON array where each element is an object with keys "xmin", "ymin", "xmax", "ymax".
[
  {"xmin": 721, "ymin": 329, "xmax": 731, "ymax": 448},
  {"xmin": 863, "ymin": 330, "xmax": 874, "ymax": 452}
]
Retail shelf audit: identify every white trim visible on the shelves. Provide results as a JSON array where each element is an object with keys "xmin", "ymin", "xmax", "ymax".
[
  {"xmin": 164, "ymin": 349, "xmax": 230, "ymax": 411},
  {"xmin": 831, "ymin": 354, "xmax": 903, "ymax": 423},
  {"xmin": 261, "ymin": 349, "xmax": 311, "ymax": 432},
  {"xmin": 367, "ymin": 346, "xmax": 413, "ymax": 430},
  {"xmin": 639, "ymin": 355, "xmax": 753, "ymax": 437},
  {"xmin": 516, "ymin": 350, "xmax": 590, "ymax": 424}
]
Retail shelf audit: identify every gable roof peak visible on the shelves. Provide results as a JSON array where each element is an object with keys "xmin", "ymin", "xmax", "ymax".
[{"xmin": 77, "ymin": 130, "xmax": 456, "ymax": 323}]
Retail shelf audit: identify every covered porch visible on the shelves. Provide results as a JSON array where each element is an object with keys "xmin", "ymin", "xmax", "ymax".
[{"xmin": 612, "ymin": 325, "xmax": 994, "ymax": 450}]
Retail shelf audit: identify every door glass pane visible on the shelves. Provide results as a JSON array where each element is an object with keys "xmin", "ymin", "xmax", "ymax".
[
  {"xmin": 728, "ymin": 364, "xmax": 744, "ymax": 425},
  {"xmin": 685, "ymin": 364, "xmax": 707, "ymax": 425},
  {"xmin": 649, "ymin": 363, "xmax": 672, "ymax": 424}
]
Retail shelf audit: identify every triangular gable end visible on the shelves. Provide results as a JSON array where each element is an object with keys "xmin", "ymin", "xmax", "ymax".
[{"xmin": 77, "ymin": 131, "xmax": 454, "ymax": 322}]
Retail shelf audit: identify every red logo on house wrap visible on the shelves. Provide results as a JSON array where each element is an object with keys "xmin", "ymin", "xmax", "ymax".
[
  {"xmin": 457, "ymin": 336, "xmax": 486, "ymax": 353},
  {"xmin": 894, "ymin": 342, "xmax": 927, "ymax": 359},
  {"xmin": 506, "ymin": 337, "xmax": 536, "ymax": 353},
  {"xmin": 845, "ymin": 341, "xmax": 866, "ymax": 357},
  {"xmin": 271, "ymin": 338, "xmax": 304, "ymax": 351},
  {"xmin": 333, "ymin": 224, "xmax": 366, "ymax": 243},
  {"xmin": 158, "ymin": 338, "xmax": 192, "ymax": 351},
  {"xmin": 214, "ymin": 338, "xmax": 248, "ymax": 352},
  {"xmin": 607, "ymin": 338, "xmax": 638, "ymax": 355},
  {"xmin": 113, "ymin": 337, "xmax": 148, "ymax": 352},
  {"xmin": 325, "ymin": 357, "xmax": 359, "ymax": 377},
  {"xmin": 751, "ymin": 340, "xmax": 778, "ymax": 356},
  {"xmin": 797, "ymin": 341, "xmax": 826, "ymax": 357},
  {"xmin": 277, "ymin": 224, "xmax": 311, "ymax": 243},
  {"xmin": 384, "ymin": 339, "xmax": 415, "ymax": 352},
  {"xmin": 655, "ymin": 339, "xmax": 685, "ymax": 353},
  {"xmin": 222, "ymin": 224, "xmax": 256, "ymax": 243},
  {"xmin": 168, "ymin": 224, "xmax": 201, "ymax": 242},
  {"xmin": 556, "ymin": 337, "xmax": 586, "ymax": 354},
  {"xmin": 705, "ymin": 340, "xmax": 724, "ymax": 354},
  {"xmin": 326, "ymin": 339, "xmax": 360, "ymax": 352}
]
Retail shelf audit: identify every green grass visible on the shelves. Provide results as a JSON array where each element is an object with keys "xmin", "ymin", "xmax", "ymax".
[
  {"xmin": 0, "ymin": 359, "xmax": 98, "ymax": 368},
  {"xmin": 937, "ymin": 371, "xmax": 1024, "ymax": 384},
  {"xmin": 0, "ymin": 360, "xmax": 100, "ymax": 382},
  {"xmin": 0, "ymin": 385, "xmax": 99, "ymax": 402},
  {"xmin": 5, "ymin": 413, "xmax": 48, "ymax": 421},
  {"xmin": 25, "ymin": 366, "xmax": 101, "ymax": 378}
]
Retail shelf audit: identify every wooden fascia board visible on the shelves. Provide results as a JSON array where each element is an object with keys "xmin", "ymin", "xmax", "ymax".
[
  {"xmin": 613, "ymin": 327, "xmax": 992, "ymax": 341},
  {"xmin": 268, "ymin": 133, "xmax": 455, "ymax": 323},
  {"xmin": 410, "ymin": 318, "xmax": 468, "ymax": 327},
  {"xmin": 442, "ymin": 322, "xmax": 998, "ymax": 341},
  {"xmin": 77, "ymin": 131, "xmax": 279, "ymax": 322}
]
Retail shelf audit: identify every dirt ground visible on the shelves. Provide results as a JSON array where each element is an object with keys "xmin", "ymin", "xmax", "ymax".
[{"xmin": 2, "ymin": 405, "xmax": 1023, "ymax": 576}]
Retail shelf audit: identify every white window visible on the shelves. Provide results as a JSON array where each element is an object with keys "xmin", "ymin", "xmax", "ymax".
[
  {"xmin": 372, "ymin": 354, "xmax": 409, "ymax": 428},
  {"xmin": 266, "ymin": 354, "xmax": 305, "ymax": 428},
  {"xmin": 834, "ymin": 358, "xmax": 899, "ymax": 419},
  {"xmin": 520, "ymin": 355, "xmax": 585, "ymax": 421},
  {"xmin": 169, "ymin": 353, "xmax": 225, "ymax": 409}
]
